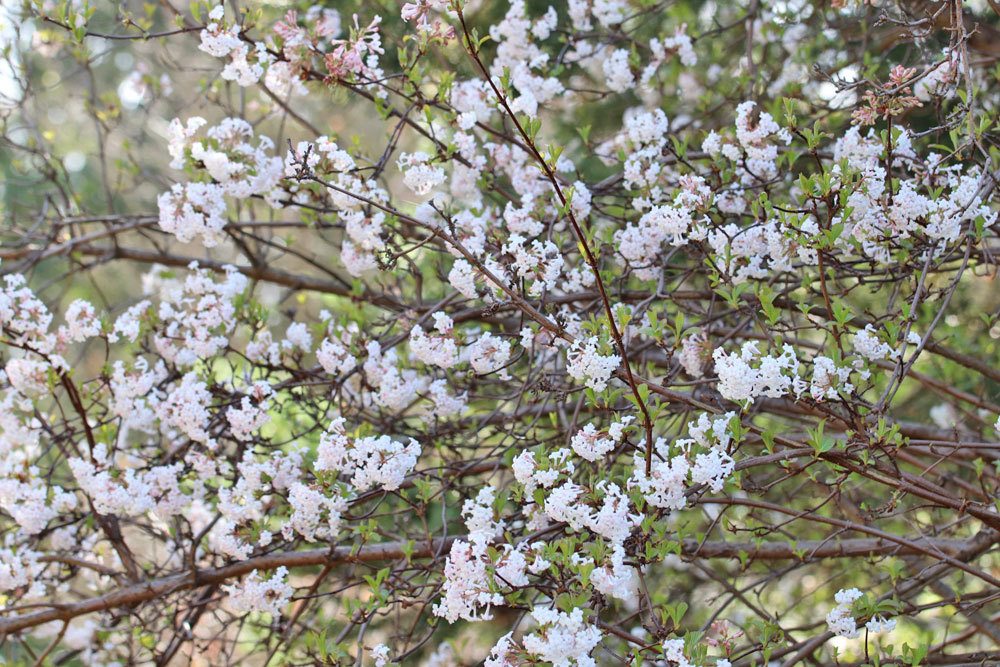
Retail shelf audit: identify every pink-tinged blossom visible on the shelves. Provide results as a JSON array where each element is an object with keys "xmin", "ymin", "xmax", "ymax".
[
  {"xmin": 0, "ymin": 539, "xmax": 44, "ymax": 595},
  {"xmin": 152, "ymin": 263, "xmax": 247, "ymax": 367},
  {"xmin": 284, "ymin": 482, "xmax": 347, "ymax": 541},
  {"xmin": 156, "ymin": 372, "xmax": 215, "ymax": 447},
  {"xmin": 324, "ymin": 14, "xmax": 385, "ymax": 92},
  {"xmin": 398, "ymin": 151, "xmax": 446, "ymax": 196},
  {"xmin": 5, "ymin": 358, "xmax": 50, "ymax": 397},
  {"xmin": 590, "ymin": 545, "xmax": 639, "ymax": 603},
  {"xmin": 226, "ymin": 381, "xmax": 273, "ymax": 441},
  {"xmin": 60, "ymin": 299, "xmax": 100, "ymax": 342},
  {"xmin": 409, "ymin": 314, "xmax": 459, "ymax": 369},
  {"xmin": 448, "ymin": 259, "xmax": 479, "ymax": 298},
  {"xmin": 678, "ymin": 329, "xmax": 710, "ymax": 378},
  {"xmin": 467, "ymin": 332, "xmax": 512, "ymax": 378},
  {"xmin": 157, "ymin": 182, "xmax": 228, "ymax": 247}
]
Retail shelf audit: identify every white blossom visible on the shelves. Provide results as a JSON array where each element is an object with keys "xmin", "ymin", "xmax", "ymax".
[
  {"xmin": 224, "ymin": 567, "xmax": 294, "ymax": 616},
  {"xmin": 522, "ymin": 607, "xmax": 603, "ymax": 667},
  {"xmin": 566, "ymin": 337, "xmax": 620, "ymax": 392}
]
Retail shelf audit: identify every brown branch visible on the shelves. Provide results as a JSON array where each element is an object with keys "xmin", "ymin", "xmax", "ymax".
[
  {"xmin": 1, "ymin": 533, "xmax": 985, "ymax": 637},
  {"xmin": 0, "ymin": 537, "xmax": 459, "ymax": 636}
]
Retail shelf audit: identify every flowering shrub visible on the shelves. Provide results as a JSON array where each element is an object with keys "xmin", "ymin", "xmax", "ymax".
[{"xmin": 0, "ymin": 0, "xmax": 998, "ymax": 665}]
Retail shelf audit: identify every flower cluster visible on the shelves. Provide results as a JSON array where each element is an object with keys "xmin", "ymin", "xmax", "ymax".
[
  {"xmin": 159, "ymin": 117, "xmax": 283, "ymax": 245},
  {"xmin": 521, "ymin": 607, "xmax": 603, "ymax": 667},
  {"xmin": 630, "ymin": 412, "xmax": 739, "ymax": 508},
  {"xmin": 223, "ymin": 567, "xmax": 294, "ymax": 616},
  {"xmin": 316, "ymin": 417, "xmax": 421, "ymax": 491},
  {"xmin": 571, "ymin": 415, "xmax": 634, "ymax": 462},
  {"xmin": 5, "ymin": 0, "xmax": 997, "ymax": 664},
  {"xmin": 566, "ymin": 337, "xmax": 621, "ymax": 391},
  {"xmin": 826, "ymin": 588, "xmax": 896, "ymax": 639},
  {"xmin": 199, "ymin": 6, "xmax": 273, "ymax": 86}
]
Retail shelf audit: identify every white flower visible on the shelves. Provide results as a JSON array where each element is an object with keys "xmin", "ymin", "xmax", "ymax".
[
  {"xmin": 69, "ymin": 444, "xmax": 184, "ymax": 518},
  {"xmin": 495, "ymin": 544, "xmax": 529, "ymax": 587},
  {"xmin": 522, "ymin": 607, "xmax": 603, "ymax": 667},
  {"xmin": 467, "ymin": 332, "xmax": 512, "ymax": 378},
  {"xmin": 110, "ymin": 300, "xmax": 150, "ymax": 343},
  {"xmin": 502, "ymin": 234, "xmax": 564, "ymax": 297},
  {"xmin": 318, "ymin": 336, "xmax": 356, "ymax": 376},
  {"xmin": 152, "ymin": 262, "xmax": 247, "ymax": 367},
  {"xmin": 362, "ymin": 340, "xmax": 427, "ymax": 410},
  {"xmin": 588, "ymin": 482, "xmax": 642, "ymax": 545},
  {"xmin": 198, "ymin": 9, "xmax": 241, "ymax": 58},
  {"xmin": 590, "ymin": 545, "xmax": 639, "ymax": 603},
  {"xmin": 603, "ymin": 49, "xmax": 634, "ymax": 93},
  {"xmin": 678, "ymin": 330, "xmax": 709, "ymax": 378},
  {"xmin": 448, "ymin": 259, "xmax": 478, "ymax": 298},
  {"xmin": 5, "ymin": 357, "xmax": 50, "ymax": 397},
  {"xmin": 662, "ymin": 26, "xmax": 696, "ymax": 66},
  {"xmin": 226, "ymin": 381, "xmax": 272, "ymax": 441},
  {"xmin": 109, "ymin": 357, "xmax": 165, "ymax": 432},
  {"xmin": 285, "ymin": 482, "xmax": 346, "ymax": 542},
  {"xmin": 283, "ymin": 322, "xmax": 313, "ymax": 352},
  {"xmin": 398, "ymin": 151, "xmax": 446, "ymax": 196},
  {"xmin": 433, "ymin": 539, "xmax": 504, "ymax": 622},
  {"xmin": 712, "ymin": 342, "xmax": 798, "ymax": 403},
  {"xmin": 156, "ymin": 372, "xmax": 215, "ymax": 447},
  {"xmin": 810, "ymin": 356, "xmax": 853, "ymax": 401},
  {"xmin": 702, "ymin": 131, "xmax": 722, "ymax": 157},
  {"xmin": 157, "ymin": 182, "xmax": 228, "ymax": 247},
  {"xmin": 199, "ymin": 11, "xmax": 271, "ymax": 87},
  {"xmin": 427, "ymin": 378, "xmax": 467, "ymax": 418},
  {"xmin": 167, "ymin": 117, "xmax": 207, "ymax": 168},
  {"xmin": 566, "ymin": 337, "xmax": 620, "ymax": 392},
  {"xmin": 663, "ymin": 639, "xmax": 691, "ymax": 667},
  {"xmin": 570, "ymin": 180, "xmax": 592, "ymax": 219},
  {"xmin": 315, "ymin": 418, "xmax": 421, "ymax": 491},
  {"xmin": 853, "ymin": 325, "xmax": 894, "ymax": 361},
  {"xmin": 410, "ymin": 322, "xmax": 459, "ymax": 368},
  {"xmin": 512, "ymin": 450, "xmax": 539, "ymax": 491},
  {"xmin": 484, "ymin": 633, "xmax": 516, "ymax": 667},
  {"xmin": 371, "ymin": 644, "xmax": 393, "ymax": 667},
  {"xmin": 0, "ymin": 539, "xmax": 43, "ymax": 595},
  {"xmin": 826, "ymin": 588, "xmax": 864, "ymax": 638},
  {"xmin": 265, "ymin": 60, "xmax": 308, "ymax": 97},
  {"xmin": 571, "ymin": 415, "xmax": 633, "ymax": 462},
  {"xmin": 223, "ymin": 567, "xmax": 294, "ymax": 616},
  {"xmin": 690, "ymin": 447, "xmax": 735, "ymax": 493},
  {"xmin": 544, "ymin": 481, "xmax": 592, "ymax": 531},
  {"xmin": 629, "ymin": 443, "xmax": 689, "ymax": 511},
  {"xmin": 62, "ymin": 299, "xmax": 101, "ymax": 342},
  {"xmin": 865, "ymin": 616, "xmax": 897, "ymax": 634}
]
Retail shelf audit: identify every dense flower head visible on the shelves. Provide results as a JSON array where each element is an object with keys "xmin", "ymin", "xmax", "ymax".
[
  {"xmin": 223, "ymin": 567, "xmax": 294, "ymax": 616},
  {"xmin": 522, "ymin": 607, "xmax": 604, "ymax": 667}
]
